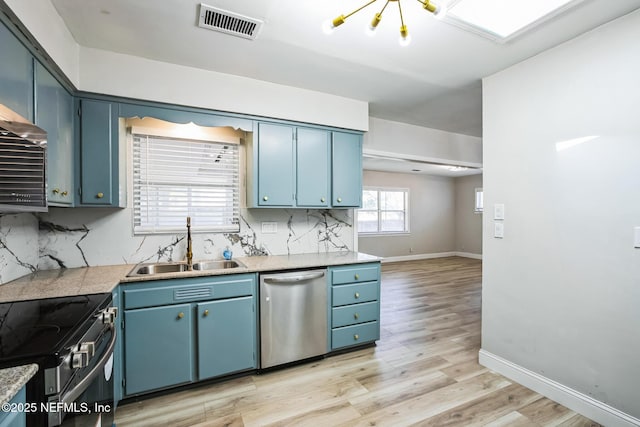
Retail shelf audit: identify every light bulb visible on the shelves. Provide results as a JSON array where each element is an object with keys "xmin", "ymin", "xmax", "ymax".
[
  {"xmin": 434, "ymin": 4, "xmax": 447, "ymax": 19},
  {"xmin": 399, "ymin": 25, "xmax": 411, "ymax": 46},
  {"xmin": 399, "ymin": 34, "xmax": 412, "ymax": 46},
  {"xmin": 367, "ymin": 13, "xmax": 381, "ymax": 36},
  {"xmin": 322, "ymin": 19, "xmax": 335, "ymax": 35}
]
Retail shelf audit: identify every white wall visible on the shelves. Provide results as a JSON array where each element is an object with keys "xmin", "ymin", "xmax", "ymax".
[
  {"xmin": 482, "ymin": 9, "xmax": 640, "ymax": 425},
  {"xmin": 455, "ymin": 174, "xmax": 483, "ymax": 255},
  {"xmin": 78, "ymin": 47, "xmax": 369, "ymax": 131},
  {"xmin": 358, "ymin": 171, "xmax": 456, "ymax": 258},
  {"xmin": 364, "ymin": 117, "xmax": 483, "ymax": 166}
]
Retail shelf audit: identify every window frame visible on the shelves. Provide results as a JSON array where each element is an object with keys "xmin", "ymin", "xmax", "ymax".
[
  {"xmin": 130, "ymin": 126, "xmax": 241, "ymax": 235},
  {"xmin": 358, "ymin": 187, "xmax": 410, "ymax": 236},
  {"xmin": 475, "ymin": 187, "xmax": 484, "ymax": 214}
]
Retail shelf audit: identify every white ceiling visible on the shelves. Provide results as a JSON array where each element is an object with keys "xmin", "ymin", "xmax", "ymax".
[{"xmin": 48, "ymin": 0, "xmax": 640, "ymax": 139}]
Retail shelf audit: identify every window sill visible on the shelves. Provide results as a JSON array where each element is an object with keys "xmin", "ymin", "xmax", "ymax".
[{"xmin": 358, "ymin": 232, "xmax": 410, "ymax": 237}]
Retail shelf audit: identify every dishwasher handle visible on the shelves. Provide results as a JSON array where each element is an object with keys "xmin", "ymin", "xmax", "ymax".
[{"xmin": 264, "ymin": 271, "xmax": 325, "ymax": 283}]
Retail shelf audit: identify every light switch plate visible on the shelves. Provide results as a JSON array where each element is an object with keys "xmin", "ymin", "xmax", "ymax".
[
  {"xmin": 494, "ymin": 204, "xmax": 505, "ymax": 220},
  {"xmin": 494, "ymin": 222, "xmax": 504, "ymax": 239},
  {"xmin": 261, "ymin": 222, "xmax": 278, "ymax": 234},
  {"xmin": 634, "ymin": 227, "xmax": 640, "ymax": 248}
]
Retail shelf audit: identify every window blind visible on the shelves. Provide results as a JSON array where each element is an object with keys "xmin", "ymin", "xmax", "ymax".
[{"xmin": 132, "ymin": 133, "xmax": 240, "ymax": 234}]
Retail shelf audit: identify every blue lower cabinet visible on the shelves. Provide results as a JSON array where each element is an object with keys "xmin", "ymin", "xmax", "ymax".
[
  {"xmin": 124, "ymin": 304, "xmax": 193, "ymax": 395},
  {"xmin": 197, "ymin": 296, "xmax": 256, "ymax": 380},
  {"xmin": 329, "ymin": 263, "xmax": 381, "ymax": 351},
  {"xmin": 332, "ymin": 301, "xmax": 379, "ymax": 328},
  {"xmin": 121, "ymin": 274, "xmax": 257, "ymax": 397},
  {"xmin": 332, "ymin": 321, "xmax": 380, "ymax": 350},
  {"xmin": 0, "ymin": 386, "xmax": 26, "ymax": 427}
]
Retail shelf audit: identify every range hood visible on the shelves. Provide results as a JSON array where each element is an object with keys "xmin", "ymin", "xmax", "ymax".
[{"xmin": 0, "ymin": 104, "xmax": 48, "ymax": 212}]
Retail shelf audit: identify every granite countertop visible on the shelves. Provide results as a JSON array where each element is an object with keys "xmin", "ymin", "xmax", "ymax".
[
  {"xmin": 0, "ymin": 252, "xmax": 380, "ymax": 302},
  {"xmin": 0, "ymin": 364, "xmax": 38, "ymax": 405},
  {"xmin": 0, "ymin": 264, "xmax": 133, "ymax": 303}
]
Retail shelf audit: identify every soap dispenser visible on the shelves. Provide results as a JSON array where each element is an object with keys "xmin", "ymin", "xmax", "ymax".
[{"xmin": 223, "ymin": 246, "xmax": 233, "ymax": 260}]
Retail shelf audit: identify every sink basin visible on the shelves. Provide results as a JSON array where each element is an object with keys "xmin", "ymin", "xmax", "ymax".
[
  {"xmin": 127, "ymin": 259, "xmax": 244, "ymax": 277},
  {"xmin": 192, "ymin": 260, "xmax": 242, "ymax": 271}
]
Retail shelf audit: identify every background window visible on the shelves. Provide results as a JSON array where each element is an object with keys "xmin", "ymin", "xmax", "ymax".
[
  {"xmin": 475, "ymin": 187, "xmax": 484, "ymax": 213},
  {"xmin": 132, "ymin": 133, "xmax": 240, "ymax": 234},
  {"xmin": 358, "ymin": 188, "xmax": 409, "ymax": 234}
]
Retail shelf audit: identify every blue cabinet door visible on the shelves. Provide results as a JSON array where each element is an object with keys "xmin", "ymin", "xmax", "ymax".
[
  {"xmin": 0, "ymin": 386, "xmax": 26, "ymax": 427},
  {"xmin": 257, "ymin": 122, "xmax": 294, "ymax": 206},
  {"xmin": 296, "ymin": 128, "xmax": 330, "ymax": 207},
  {"xmin": 197, "ymin": 296, "xmax": 256, "ymax": 380},
  {"xmin": 331, "ymin": 132, "xmax": 362, "ymax": 207},
  {"xmin": 0, "ymin": 22, "xmax": 33, "ymax": 121},
  {"xmin": 124, "ymin": 304, "xmax": 193, "ymax": 395},
  {"xmin": 78, "ymin": 99, "xmax": 119, "ymax": 205},
  {"xmin": 35, "ymin": 62, "xmax": 74, "ymax": 205}
]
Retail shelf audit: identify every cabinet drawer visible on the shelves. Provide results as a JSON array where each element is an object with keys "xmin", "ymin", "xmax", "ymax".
[
  {"xmin": 331, "ymin": 321, "xmax": 379, "ymax": 350},
  {"xmin": 123, "ymin": 274, "xmax": 255, "ymax": 309},
  {"xmin": 332, "ymin": 301, "xmax": 379, "ymax": 328},
  {"xmin": 332, "ymin": 281, "xmax": 378, "ymax": 307},
  {"xmin": 331, "ymin": 264, "xmax": 380, "ymax": 285}
]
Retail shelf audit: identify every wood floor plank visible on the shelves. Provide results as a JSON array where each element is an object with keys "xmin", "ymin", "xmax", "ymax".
[
  {"xmin": 115, "ymin": 257, "xmax": 600, "ymax": 427},
  {"xmin": 415, "ymin": 382, "xmax": 542, "ymax": 426}
]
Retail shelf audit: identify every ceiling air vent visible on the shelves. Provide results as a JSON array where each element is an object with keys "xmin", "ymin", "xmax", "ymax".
[{"xmin": 198, "ymin": 4, "xmax": 263, "ymax": 40}]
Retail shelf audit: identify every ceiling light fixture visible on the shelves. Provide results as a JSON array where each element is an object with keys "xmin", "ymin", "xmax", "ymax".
[{"xmin": 323, "ymin": 0, "xmax": 440, "ymax": 46}]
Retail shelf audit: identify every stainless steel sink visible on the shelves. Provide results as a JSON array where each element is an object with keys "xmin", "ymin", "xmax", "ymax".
[
  {"xmin": 192, "ymin": 260, "xmax": 242, "ymax": 271},
  {"xmin": 127, "ymin": 259, "xmax": 244, "ymax": 277}
]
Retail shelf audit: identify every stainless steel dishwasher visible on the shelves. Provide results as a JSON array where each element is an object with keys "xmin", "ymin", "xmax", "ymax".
[{"xmin": 260, "ymin": 269, "xmax": 327, "ymax": 368}]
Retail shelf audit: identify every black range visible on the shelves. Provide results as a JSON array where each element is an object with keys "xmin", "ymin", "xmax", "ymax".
[{"xmin": 0, "ymin": 293, "xmax": 117, "ymax": 426}]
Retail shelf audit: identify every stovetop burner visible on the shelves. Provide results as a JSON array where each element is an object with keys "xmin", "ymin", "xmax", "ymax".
[{"xmin": 0, "ymin": 293, "xmax": 111, "ymax": 368}]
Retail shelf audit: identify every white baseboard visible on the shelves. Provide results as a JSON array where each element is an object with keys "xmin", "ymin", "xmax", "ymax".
[
  {"xmin": 381, "ymin": 252, "xmax": 456, "ymax": 263},
  {"xmin": 479, "ymin": 349, "xmax": 640, "ymax": 427},
  {"xmin": 455, "ymin": 251, "xmax": 483, "ymax": 260},
  {"xmin": 381, "ymin": 252, "xmax": 482, "ymax": 263}
]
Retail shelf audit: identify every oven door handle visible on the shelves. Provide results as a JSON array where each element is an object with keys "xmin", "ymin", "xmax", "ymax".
[{"xmin": 61, "ymin": 324, "xmax": 116, "ymax": 405}]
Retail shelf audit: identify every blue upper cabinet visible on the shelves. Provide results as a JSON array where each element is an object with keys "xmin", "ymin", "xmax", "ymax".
[
  {"xmin": 332, "ymin": 131, "xmax": 363, "ymax": 208},
  {"xmin": 77, "ymin": 98, "xmax": 121, "ymax": 207},
  {"xmin": 256, "ymin": 122, "xmax": 295, "ymax": 207},
  {"xmin": 296, "ymin": 127, "xmax": 330, "ymax": 208},
  {"xmin": 248, "ymin": 122, "xmax": 362, "ymax": 209},
  {"xmin": 0, "ymin": 22, "xmax": 33, "ymax": 121},
  {"xmin": 35, "ymin": 62, "xmax": 74, "ymax": 206}
]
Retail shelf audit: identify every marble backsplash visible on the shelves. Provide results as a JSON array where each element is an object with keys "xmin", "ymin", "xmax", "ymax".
[
  {"xmin": 0, "ymin": 214, "xmax": 39, "ymax": 284},
  {"xmin": 0, "ymin": 206, "xmax": 354, "ymax": 284}
]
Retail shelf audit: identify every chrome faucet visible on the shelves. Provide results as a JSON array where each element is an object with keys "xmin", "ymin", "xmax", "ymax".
[{"xmin": 186, "ymin": 216, "xmax": 193, "ymax": 271}]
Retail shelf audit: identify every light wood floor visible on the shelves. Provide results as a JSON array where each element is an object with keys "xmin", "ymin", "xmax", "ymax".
[{"xmin": 115, "ymin": 257, "xmax": 600, "ymax": 427}]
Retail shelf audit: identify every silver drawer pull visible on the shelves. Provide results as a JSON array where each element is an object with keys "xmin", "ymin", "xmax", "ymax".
[
  {"xmin": 354, "ymin": 313, "xmax": 359, "ymax": 319},
  {"xmin": 354, "ymin": 334, "xmax": 359, "ymax": 340},
  {"xmin": 354, "ymin": 292, "xmax": 360, "ymax": 299}
]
